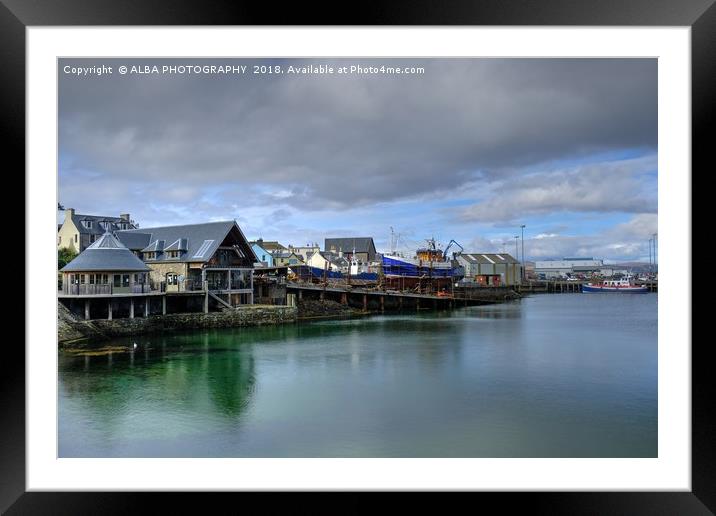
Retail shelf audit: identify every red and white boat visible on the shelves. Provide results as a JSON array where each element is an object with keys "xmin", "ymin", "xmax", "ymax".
[{"xmin": 582, "ymin": 276, "xmax": 649, "ymax": 293}]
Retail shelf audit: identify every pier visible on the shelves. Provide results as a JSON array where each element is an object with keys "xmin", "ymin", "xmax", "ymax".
[{"xmin": 286, "ymin": 281, "xmax": 518, "ymax": 313}]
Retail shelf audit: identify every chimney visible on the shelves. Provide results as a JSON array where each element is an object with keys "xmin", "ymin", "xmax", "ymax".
[
  {"xmin": 120, "ymin": 213, "xmax": 130, "ymax": 222},
  {"xmin": 65, "ymin": 208, "xmax": 75, "ymax": 221},
  {"xmin": 257, "ymin": 238, "xmax": 263, "ymax": 246}
]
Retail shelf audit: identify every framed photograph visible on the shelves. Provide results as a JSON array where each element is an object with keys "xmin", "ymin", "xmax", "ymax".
[{"xmin": 6, "ymin": 0, "xmax": 710, "ymax": 512}]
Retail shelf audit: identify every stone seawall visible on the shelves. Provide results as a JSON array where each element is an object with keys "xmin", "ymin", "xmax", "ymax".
[{"xmin": 58, "ymin": 303, "xmax": 297, "ymax": 348}]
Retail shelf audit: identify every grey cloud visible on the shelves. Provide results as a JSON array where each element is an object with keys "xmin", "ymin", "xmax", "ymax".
[
  {"xmin": 59, "ymin": 58, "xmax": 656, "ymax": 212},
  {"xmin": 460, "ymin": 155, "xmax": 657, "ymax": 223},
  {"xmin": 524, "ymin": 214, "xmax": 657, "ymax": 260}
]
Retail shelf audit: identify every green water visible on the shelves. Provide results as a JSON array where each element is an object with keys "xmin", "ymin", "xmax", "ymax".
[{"xmin": 59, "ymin": 294, "xmax": 657, "ymax": 457}]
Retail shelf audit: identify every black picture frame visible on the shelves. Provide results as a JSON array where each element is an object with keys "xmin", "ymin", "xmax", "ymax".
[{"xmin": 4, "ymin": 1, "xmax": 710, "ymax": 513}]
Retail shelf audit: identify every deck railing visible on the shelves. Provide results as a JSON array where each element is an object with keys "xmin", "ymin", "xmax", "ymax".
[{"xmin": 61, "ymin": 283, "xmax": 155, "ymax": 296}]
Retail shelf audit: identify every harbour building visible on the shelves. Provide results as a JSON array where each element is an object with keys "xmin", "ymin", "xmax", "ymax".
[
  {"xmin": 455, "ymin": 253, "xmax": 522, "ymax": 286},
  {"xmin": 534, "ymin": 257, "xmax": 604, "ymax": 279}
]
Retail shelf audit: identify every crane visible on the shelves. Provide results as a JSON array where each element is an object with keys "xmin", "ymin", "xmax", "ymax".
[{"xmin": 442, "ymin": 239, "xmax": 464, "ymax": 260}]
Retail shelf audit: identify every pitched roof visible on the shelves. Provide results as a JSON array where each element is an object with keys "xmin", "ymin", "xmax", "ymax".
[
  {"xmin": 325, "ymin": 237, "xmax": 376, "ymax": 255},
  {"xmin": 164, "ymin": 238, "xmax": 188, "ymax": 252},
  {"xmin": 459, "ymin": 253, "xmax": 520, "ymax": 265},
  {"xmin": 60, "ymin": 232, "xmax": 150, "ymax": 272},
  {"xmin": 256, "ymin": 240, "xmax": 287, "ymax": 252},
  {"xmin": 70, "ymin": 213, "xmax": 137, "ymax": 235},
  {"xmin": 116, "ymin": 220, "xmax": 257, "ymax": 264},
  {"xmin": 322, "ymin": 251, "xmax": 349, "ymax": 268}
]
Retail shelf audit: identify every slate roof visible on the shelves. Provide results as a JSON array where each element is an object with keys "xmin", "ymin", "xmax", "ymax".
[
  {"xmin": 70, "ymin": 213, "xmax": 137, "ymax": 235},
  {"xmin": 254, "ymin": 240, "xmax": 287, "ymax": 252},
  {"xmin": 325, "ymin": 237, "xmax": 376, "ymax": 256},
  {"xmin": 116, "ymin": 220, "xmax": 257, "ymax": 263},
  {"xmin": 61, "ymin": 232, "xmax": 150, "ymax": 272},
  {"xmin": 322, "ymin": 252, "xmax": 350, "ymax": 268},
  {"xmin": 163, "ymin": 238, "xmax": 188, "ymax": 252}
]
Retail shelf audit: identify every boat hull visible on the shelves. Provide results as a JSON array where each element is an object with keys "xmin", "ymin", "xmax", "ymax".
[
  {"xmin": 582, "ymin": 284, "xmax": 649, "ymax": 293},
  {"xmin": 382, "ymin": 255, "xmax": 456, "ymax": 278}
]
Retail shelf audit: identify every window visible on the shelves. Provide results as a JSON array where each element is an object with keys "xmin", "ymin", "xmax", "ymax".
[
  {"xmin": 122, "ymin": 275, "xmax": 130, "ymax": 287},
  {"xmin": 58, "ymin": 236, "xmax": 61, "ymax": 244},
  {"xmin": 74, "ymin": 234, "xmax": 78, "ymax": 243},
  {"xmin": 89, "ymin": 274, "xmax": 95, "ymax": 284},
  {"xmin": 167, "ymin": 273, "xmax": 178, "ymax": 285},
  {"xmin": 114, "ymin": 275, "xmax": 122, "ymax": 287},
  {"xmin": 80, "ymin": 275, "xmax": 86, "ymax": 284}
]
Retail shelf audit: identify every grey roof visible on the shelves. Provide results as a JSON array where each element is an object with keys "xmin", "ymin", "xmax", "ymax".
[
  {"xmin": 322, "ymin": 252, "xmax": 350, "ymax": 268},
  {"xmin": 115, "ymin": 231, "xmax": 152, "ymax": 250},
  {"xmin": 324, "ymin": 237, "xmax": 376, "ymax": 255},
  {"xmin": 164, "ymin": 238, "xmax": 188, "ymax": 252},
  {"xmin": 273, "ymin": 250, "xmax": 301, "ymax": 259},
  {"xmin": 459, "ymin": 253, "xmax": 520, "ymax": 265},
  {"xmin": 141, "ymin": 240, "xmax": 165, "ymax": 253},
  {"xmin": 116, "ymin": 220, "xmax": 257, "ymax": 264},
  {"xmin": 251, "ymin": 240, "xmax": 286, "ymax": 252},
  {"xmin": 61, "ymin": 233, "xmax": 150, "ymax": 272},
  {"xmin": 70, "ymin": 213, "xmax": 137, "ymax": 235}
]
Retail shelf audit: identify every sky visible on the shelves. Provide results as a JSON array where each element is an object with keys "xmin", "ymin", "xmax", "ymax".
[{"xmin": 58, "ymin": 58, "xmax": 658, "ymax": 262}]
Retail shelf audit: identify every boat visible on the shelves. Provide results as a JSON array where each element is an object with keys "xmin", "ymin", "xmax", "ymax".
[
  {"xmin": 582, "ymin": 276, "xmax": 649, "ymax": 293},
  {"xmin": 381, "ymin": 238, "xmax": 459, "ymax": 279}
]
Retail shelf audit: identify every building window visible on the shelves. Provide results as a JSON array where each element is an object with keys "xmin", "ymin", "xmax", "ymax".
[
  {"xmin": 74, "ymin": 234, "xmax": 78, "ymax": 243},
  {"xmin": 166, "ymin": 273, "xmax": 178, "ymax": 285},
  {"xmin": 114, "ymin": 275, "xmax": 122, "ymax": 287}
]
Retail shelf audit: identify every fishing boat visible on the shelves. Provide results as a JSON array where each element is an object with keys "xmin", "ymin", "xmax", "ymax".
[
  {"xmin": 582, "ymin": 276, "xmax": 649, "ymax": 293},
  {"xmin": 381, "ymin": 238, "xmax": 459, "ymax": 279}
]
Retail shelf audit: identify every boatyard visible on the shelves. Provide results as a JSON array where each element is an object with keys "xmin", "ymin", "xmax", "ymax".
[
  {"xmin": 49, "ymin": 56, "xmax": 663, "ymax": 466},
  {"xmin": 56, "ymin": 208, "xmax": 658, "ymax": 348}
]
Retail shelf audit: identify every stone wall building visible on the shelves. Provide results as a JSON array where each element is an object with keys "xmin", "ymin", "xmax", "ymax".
[
  {"xmin": 116, "ymin": 220, "xmax": 258, "ymax": 306},
  {"xmin": 57, "ymin": 208, "xmax": 138, "ymax": 253}
]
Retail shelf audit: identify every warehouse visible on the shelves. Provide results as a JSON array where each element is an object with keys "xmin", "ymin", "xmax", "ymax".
[
  {"xmin": 455, "ymin": 253, "xmax": 522, "ymax": 286},
  {"xmin": 534, "ymin": 257, "xmax": 604, "ymax": 279}
]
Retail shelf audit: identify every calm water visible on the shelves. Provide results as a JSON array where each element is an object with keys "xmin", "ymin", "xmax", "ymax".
[{"xmin": 59, "ymin": 294, "xmax": 657, "ymax": 457}]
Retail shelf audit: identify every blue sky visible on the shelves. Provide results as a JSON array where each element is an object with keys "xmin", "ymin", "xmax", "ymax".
[{"xmin": 58, "ymin": 58, "xmax": 657, "ymax": 262}]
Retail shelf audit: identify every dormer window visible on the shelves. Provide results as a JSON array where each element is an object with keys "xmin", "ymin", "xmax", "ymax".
[
  {"xmin": 166, "ymin": 250, "xmax": 181, "ymax": 259},
  {"xmin": 82, "ymin": 220, "xmax": 93, "ymax": 229},
  {"xmin": 144, "ymin": 252, "xmax": 157, "ymax": 260}
]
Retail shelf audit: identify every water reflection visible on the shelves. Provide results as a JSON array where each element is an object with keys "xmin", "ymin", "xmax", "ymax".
[{"xmin": 59, "ymin": 295, "xmax": 658, "ymax": 458}]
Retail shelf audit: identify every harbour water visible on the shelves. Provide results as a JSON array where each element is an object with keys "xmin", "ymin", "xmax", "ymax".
[{"xmin": 59, "ymin": 293, "xmax": 657, "ymax": 457}]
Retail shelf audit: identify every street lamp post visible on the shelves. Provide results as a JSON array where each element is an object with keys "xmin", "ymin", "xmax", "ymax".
[
  {"xmin": 648, "ymin": 238, "xmax": 652, "ymax": 274},
  {"xmin": 652, "ymin": 233, "xmax": 657, "ymax": 275},
  {"xmin": 514, "ymin": 235, "xmax": 519, "ymax": 262},
  {"xmin": 520, "ymin": 225, "xmax": 526, "ymax": 283}
]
